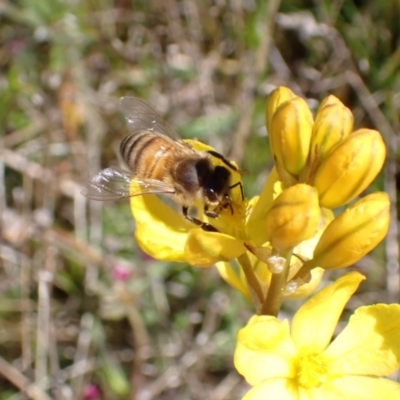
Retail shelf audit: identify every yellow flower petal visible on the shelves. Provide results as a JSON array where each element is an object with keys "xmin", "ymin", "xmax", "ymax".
[
  {"xmin": 310, "ymin": 376, "xmax": 400, "ymax": 400},
  {"xmin": 184, "ymin": 229, "xmax": 246, "ymax": 267},
  {"xmin": 313, "ymin": 129, "xmax": 386, "ymax": 208},
  {"xmin": 323, "ymin": 304, "xmax": 400, "ymax": 376},
  {"xmin": 235, "ymin": 316, "xmax": 297, "ymax": 385},
  {"xmin": 131, "ymin": 193, "xmax": 190, "ymax": 262},
  {"xmin": 285, "ymin": 267, "xmax": 324, "ymax": 299},
  {"xmin": 243, "ymin": 378, "xmax": 298, "ymax": 400},
  {"xmin": 216, "ymin": 261, "xmax": 249, "ymax": 298},
  {"xmin": 216, "ymin": 253, "xmax": 271, "ymax": 302},
  {"xmin": 251, "ymin": 252, "xmax": 272, "ymax": 291},
  {"xmin": 246, "ymin": 167, "xmax": 282, "ymax": 246},
  {"xmin": 291, "ymin": 272, "xmax": 365, "ymax": 354}
]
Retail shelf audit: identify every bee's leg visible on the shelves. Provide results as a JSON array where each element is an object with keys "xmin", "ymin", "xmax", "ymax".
[
  {"xmin": 229, "ymin": 181, "xmax": 244, "ymax": 201},
  {"xmin": 204, "ymin": 205, "xmax": 219, "ymax": 219},
  {"xmin": 222, "ymin": 195, "xmax": 233, "ymax": 214},
  {"xmin": 182, "ymin": 206, "xmax": 219, "ymax": 232}
]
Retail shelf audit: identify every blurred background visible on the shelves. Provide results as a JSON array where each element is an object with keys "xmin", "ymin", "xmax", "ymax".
[{"xmin": 0, "ymin": 0, "xmax": 399, "ymax": 399}]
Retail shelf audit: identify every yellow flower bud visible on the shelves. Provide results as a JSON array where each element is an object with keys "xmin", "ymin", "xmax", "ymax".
[
  {"xmin": 310, "ymin": 95, "xmax": 353, "ymax": 165},
  {"xmin": 313, "ymin": 129, "xmax": 386, "ymax": 208},
  {"xmin": 310, "ymin": 192, "xmax": 390, "ymax": 270},
  {"xmin": 269, "ymin": 97, "xmax": 314, "ymax": 176},
  {"xmin": 266, "ymin": 86, "xmax": 297, "ymax": 135},
  {"xmin": 265, "ymin": 184, "xmax": 321, "ymax": 251}
]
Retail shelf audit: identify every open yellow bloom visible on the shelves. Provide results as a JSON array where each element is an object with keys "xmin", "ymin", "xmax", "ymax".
[{"xmin": 235, "ymin": 272, "xmax": 400, "ymax": 400}]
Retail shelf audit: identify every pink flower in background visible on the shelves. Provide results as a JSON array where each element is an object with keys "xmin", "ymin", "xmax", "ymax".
[
  {"xmin": 82, "ymin": 384, "xmax": 101, "ymax": 400},
  {"xmin": 111, "ymin": 265, "xmax": 131, "ymax": 282}
]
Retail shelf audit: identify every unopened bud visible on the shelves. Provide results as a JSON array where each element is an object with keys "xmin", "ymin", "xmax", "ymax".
[
  {"xmin": 309, "ymin": 95, "xmax": 353, "ymax": 167},
  {"xmin": 265, "ymin": 184, "xmax": 321, "ymax": 251},
  {"xmin": 313, "ymin": 129, "xmax": 386, "ymax": 208},
  {"xmin": 269, "ymin": 97, "xmax": 313, "ymax": 176},
  {"xmin": 266, "ymin": 86, "xmax": 297, "ymax": 135},
  {"xmin": 311, "ymin": 192, "xmax": 390, "ymax": 270}
]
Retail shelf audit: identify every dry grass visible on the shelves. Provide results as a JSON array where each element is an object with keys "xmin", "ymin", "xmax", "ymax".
[{"xmin": 0, "ymin": 1, "xmax": 399, "ymax": 399}]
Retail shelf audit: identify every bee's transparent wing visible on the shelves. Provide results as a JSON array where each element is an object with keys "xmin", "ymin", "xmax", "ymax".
[
  {"xmin": 81, "ymin": 167, "xmax": 176, "ymax": 201},
  {"xmin": 119, "ymin": 97, "xmax": 190, "ymax": 147}
]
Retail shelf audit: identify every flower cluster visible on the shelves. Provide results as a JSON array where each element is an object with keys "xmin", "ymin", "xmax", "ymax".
[
  {"xmin": 130, "ymin": 87, "xmax": 389, "ymax": 314},
  {"xmin": 128, "ymin": 88, "xmax": 399, "ymax": 399}
]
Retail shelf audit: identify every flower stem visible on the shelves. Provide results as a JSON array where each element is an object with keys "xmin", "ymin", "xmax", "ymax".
[
  {"xmin": 237, "ymin": 253, "xmax": 265, "ymax": 309},
  {"xmin": 260, "ymin": 250, "xmax": 292, "ymax": 316},
  {"xmin": 291, "ymin": 260, "xmax": 313, "ymax": 282}
]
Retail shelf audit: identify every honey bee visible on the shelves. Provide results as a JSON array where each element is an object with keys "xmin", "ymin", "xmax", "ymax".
[{"xmin": 81, "ymin": 97, "xmax": 243, "ymax": 232}]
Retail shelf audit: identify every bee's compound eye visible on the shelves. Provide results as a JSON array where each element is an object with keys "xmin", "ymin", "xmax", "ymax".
[{"xmin": 204, "ymin": 188, "xmax": 218, "ymax": 203}]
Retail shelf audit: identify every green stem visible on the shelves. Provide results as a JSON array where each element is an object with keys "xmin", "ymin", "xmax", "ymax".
[
  {"xmin": 260, "ymin": 250, "xmax": 292, "ymax": 316},
  {"xmin": 291, "ymin": 259, "xmax": 313, "ymax": 282},
  {"xmin": 237, "ymin": 253, "xmax": 265, "ymax": 308}
]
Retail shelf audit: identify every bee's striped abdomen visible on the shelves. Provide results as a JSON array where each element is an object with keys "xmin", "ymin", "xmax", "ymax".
[{"xmin": 120, "ymin": 131, "xmax": 177, "ymax": 180}]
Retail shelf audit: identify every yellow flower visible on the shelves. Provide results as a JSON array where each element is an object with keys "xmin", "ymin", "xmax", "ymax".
[
  {"xmin": 129, "ymin": 89, "xmax": 388, "ymax": 310},
  {"xmin": 235, "ymin": 272, "xmax": 400, "ymax": 400},
  {"xmin": 245, "ymin": 167, "xmax": 282, "ymax": 246}
]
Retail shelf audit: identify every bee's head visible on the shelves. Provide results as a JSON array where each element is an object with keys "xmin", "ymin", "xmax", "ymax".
[{"xmin": 203, "ymin": 165, "xmax": 231, "ymax": 207}]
